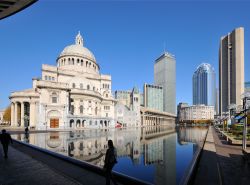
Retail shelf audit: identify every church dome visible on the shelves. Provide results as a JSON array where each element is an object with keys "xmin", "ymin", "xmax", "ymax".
[{"xmin": 59, "ymin": 32, "xmax": 96, "ymax": 62}]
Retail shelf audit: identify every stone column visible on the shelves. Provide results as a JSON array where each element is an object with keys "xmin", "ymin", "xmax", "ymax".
[
  {"xmin": 11, "ymin": 103, "xmax": 15, "ymax": 127},
  {"xmin": 30, "ymin": 102, "xmax": 36, "ymax": 128},
  {"xmin": 142, "ymin": 112, "xmax": 145, "ymax": 127},
  {"xmin": 21, "ymin": 102, "xmax": 24, "ymax": 127},
  {"xmin": 14, "ymin": 102, "xmax": 18, "ymax": 127}
]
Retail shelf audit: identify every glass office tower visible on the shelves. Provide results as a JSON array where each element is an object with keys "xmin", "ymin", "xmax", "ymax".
[
  {"xmin": 193, "ymin": 63, "xmax": 216, "ymax": 111},
  {"xmin": 143, "ymin": 83, "xmax": 164, "ymax": 111}
]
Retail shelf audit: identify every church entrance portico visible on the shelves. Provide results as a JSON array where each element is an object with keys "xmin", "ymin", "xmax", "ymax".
[{"xmin": 11, "ymin": 101, "xmax": 31, "ymax": 127}]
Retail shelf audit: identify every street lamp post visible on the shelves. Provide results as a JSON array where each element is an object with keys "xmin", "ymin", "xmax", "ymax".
[{"xmin": 241, "ymin": 92, "xmax": 250, "ymax": 150}]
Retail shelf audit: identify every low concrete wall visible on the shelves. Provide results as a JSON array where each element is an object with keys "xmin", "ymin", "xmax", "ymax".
[
  {"xmin": 179, "ymin": 127, "xmax": 209, "ymax": 185},
  {"xmin": 13, "ymin": 139, "xmax": 152, "ymax": 185}
]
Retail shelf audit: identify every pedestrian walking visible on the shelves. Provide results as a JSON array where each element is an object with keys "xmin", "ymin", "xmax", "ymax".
[
  {"xmin": 104, "ymin": 140, "xmax": 118, "ymax": 185},
  {"xmin": 0, "ymin": 129, "xmax": 13, "ymax": 158}
]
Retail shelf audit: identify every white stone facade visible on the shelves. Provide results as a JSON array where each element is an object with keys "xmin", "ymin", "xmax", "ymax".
[
  {"xmin": 0, "ymin": 109, "xmax": 5, "ymax": 124},
  {"xmin": 9, "ymin": 32, "xmax": 115, "ymax": 130},
  {"xmin": 179, "ymin": 104, "xmax": 214, "ymax": 122},
  {"xmin": 114, "ymin": 87, "xmax": 141, "ymax": 127}
]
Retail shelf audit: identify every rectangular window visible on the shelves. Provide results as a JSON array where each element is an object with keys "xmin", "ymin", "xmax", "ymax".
[
  {"xmin": 104, "ymin": 106, "xmax": 110, "ymax": 110},
  {"xmin": 52, "ymin": 97, "xmax": 57, "ymax": 103}
]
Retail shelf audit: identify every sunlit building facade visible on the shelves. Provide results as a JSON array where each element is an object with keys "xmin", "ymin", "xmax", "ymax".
[
  {"xmin": 154, "ymin": 52, "xmax": 176, "ymax": 115},
  {"xmin": 114, "ymin": 87, "xmax": 141, "ymax": 127},
  {"xmin": 9, "ymin": 32, "xmax": 115, "ymax": 130},
  {"xmin": 143, "ymin": 83, "xmax": 163, "ymax": 112},
  {"xmin": 179, "ymin": 104, "xmax": 214, "ymax": 122},
  {"xmin": 219, "ymin": 27, "xmax": 244, "ymax": 114}
]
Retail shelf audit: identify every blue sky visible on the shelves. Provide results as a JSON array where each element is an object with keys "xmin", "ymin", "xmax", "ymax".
[{"xmin": 0, "ymin": 1, "xmax": 249, "ymax": 109}]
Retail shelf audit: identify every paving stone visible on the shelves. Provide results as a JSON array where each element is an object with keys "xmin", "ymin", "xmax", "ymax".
[
  {"xmin": 0, "ymin": 145, "xmax": 82, "ymax": 185},
  {"xmin": 212, "ymin": 127, "xmax": 250, "ymax": 185}
]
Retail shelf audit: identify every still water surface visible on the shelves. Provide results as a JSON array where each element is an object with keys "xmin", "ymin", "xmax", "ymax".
[{"xmin": 14, "ymin": 126, "xmax": 207, "ymax": 185}]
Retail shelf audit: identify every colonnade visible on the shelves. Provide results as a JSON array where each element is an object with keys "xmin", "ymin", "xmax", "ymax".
[{"xmin": 11, "ymin": 101, "xmax": 37, "ymax": 128}]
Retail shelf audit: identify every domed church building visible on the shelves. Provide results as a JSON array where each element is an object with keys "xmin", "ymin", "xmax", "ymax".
[{"xmin": 9, "ymin": 32, "xmax": 115, "ymax": 130}]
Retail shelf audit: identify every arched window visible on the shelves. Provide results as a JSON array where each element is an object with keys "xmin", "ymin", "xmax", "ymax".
[
  {"xmin": 81, "ymin": 60, "xmax": 83, "ymax": 66},
  {"xmin": 80, "ymin": 83, "xmax": 83, "ymax": 89},
  {"xmin": 80, "ymin": 105, "xmax": 83, "ymax": 114},
  {"xmin": 72, "ymin": 83, "xmax": 76, "ymax": 88},
  {"xmin": 77, "ymin": 59, "xmax": 79, "ymax": 64},
  {"xmin": 52, "ymin": 92, "xmax": 58, "ymax": 103},
  {"xmin": 106, "ymin": 94, "xmax": 108, "ymax": 98},
  {"xmin": 87, "ymin": 85, "xmax": 90, "ymax": 90},
  {"xmin": 86, "ymin": 61, "xmax": 88, "ymax": 67},
  {"xmin": 93, "ymin": 87, "xmax": 95, "ymax": 91}
]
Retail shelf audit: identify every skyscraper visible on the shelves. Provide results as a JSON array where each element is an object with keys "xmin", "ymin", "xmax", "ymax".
[
  {"xmin": 219, "ymin": 27, "xmax": 244, "ymax": 115},
  {"xmin": 193, "ymin": 63, "xmax": 216, "ymax": 112},
  {"xmin": 154, "ymin": 52, "xmax": 176, "ymax": 115},
  {"xmin": 245, "ymin": 82, "xmax": 250, "ymax": 92}
]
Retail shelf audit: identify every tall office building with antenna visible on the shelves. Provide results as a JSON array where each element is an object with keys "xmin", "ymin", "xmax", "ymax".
[{"xmin": 154, "ymin": 52, "xmax": 176, "ymax": 115}]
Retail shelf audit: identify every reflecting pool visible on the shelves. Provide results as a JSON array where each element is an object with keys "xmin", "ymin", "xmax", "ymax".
[{"xmin": 13, "ymin": 125, "xmax": 207, "ymax": 185}]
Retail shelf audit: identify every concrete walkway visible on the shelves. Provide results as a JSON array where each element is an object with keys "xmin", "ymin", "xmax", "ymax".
[
  {"xmin": 194, "ymin": 126, "xmax": 221, "ymax": 185},
  {"xmin": 212, "ymin": 127, "xmax": 250, "ymax": 185},
  {"xmin": 0, "ymin": 144, "xmax": 82, "ymax": 185},
  {"xmin": 194, "ymin": 126, "xmax": 250, "ymax": 185}
]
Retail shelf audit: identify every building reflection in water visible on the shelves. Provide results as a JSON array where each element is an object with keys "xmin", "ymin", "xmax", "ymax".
[
  {"xmin": 15, "ymin": 119, "xmax": 207, "ymax": 185},
  {"xmin": 177, "ymin": 126, "xmax": 208, "ymax": 145}
]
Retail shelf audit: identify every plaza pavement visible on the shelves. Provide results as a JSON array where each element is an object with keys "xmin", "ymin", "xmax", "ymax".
[
  {"xmin": 0, "ymin": 139, "xmax": 147, "ymax": 185},
  {"xmin": 0, "ymin": 144, "xmax": 82, "ymax": 185},
  {"xmin": 0, "ymin": 143, "xmax": 109, "ymax": 185},
  {"xmin": 194, "ymin": 126, "xmax": 250, "ymax": 185},
  {"xmin": 212, "ymin": 127, "xmax": 250, "ymax": 185}
]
